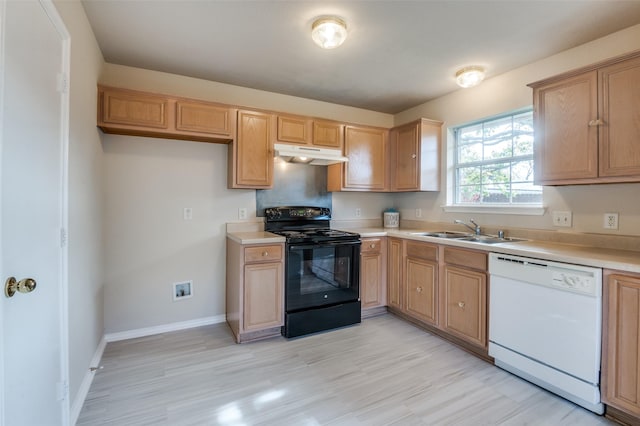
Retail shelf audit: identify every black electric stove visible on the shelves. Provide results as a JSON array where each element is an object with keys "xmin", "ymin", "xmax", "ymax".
[{"xmin": 264, "ymin": 206, "xmax": 361, "ymax": 338}]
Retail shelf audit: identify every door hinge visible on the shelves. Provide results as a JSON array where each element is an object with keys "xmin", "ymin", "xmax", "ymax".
[
  {"xmin": 60, "ymin": 228, "xmax": 67, "ymax": 248},
  {"xmin": 57, "ymin": 381, "xmax": 69, "ymax": 401},
  {"xmin": 57, "ymin": 73, "xmax": 69, "ymax": 94}
]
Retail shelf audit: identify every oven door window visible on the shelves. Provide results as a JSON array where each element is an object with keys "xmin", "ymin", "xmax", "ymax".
[{"xmin": 286, "ymin": 242, "xmax": 360, "ymax": 312}]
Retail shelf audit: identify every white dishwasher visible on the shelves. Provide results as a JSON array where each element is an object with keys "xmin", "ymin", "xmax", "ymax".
[{"xmin": 488, "ymin": 253, "xmax": 603, "ymax": 414}]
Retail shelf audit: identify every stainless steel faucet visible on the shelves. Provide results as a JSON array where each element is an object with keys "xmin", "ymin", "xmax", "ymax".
[{"xmin": 454, "ymin": 219, "xmax": 482, "ymax": 235}]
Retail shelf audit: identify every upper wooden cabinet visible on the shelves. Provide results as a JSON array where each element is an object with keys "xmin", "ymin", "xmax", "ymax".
[
  {"xmin": 327, "ymin": 125, "xmax": 388, "ymax": 191},
  {"xmin": 390, "ymin": 118, "xmax": 442, "ymax": 192},
  {"xmin": 228, "ymin": 109, "xmax": 274, "ymax": 189},
  {"xmin": 276, "ymin": 114, "xmax": 344, "ymax": 149},
  {"xmin": 97, "ymin": 85, "xmax": 236, "ymax": 143},
  {"xmin": 529, "ymin": 51, "xmax": 640, "ymax": 185}
]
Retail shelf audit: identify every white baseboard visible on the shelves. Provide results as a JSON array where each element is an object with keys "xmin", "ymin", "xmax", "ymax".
[
  {"xmin": 104, "ymin": 315, "xmax": 226, "ymax": 342},
  {"xmin": 70, "ymin": 336, "xmax": 106, "ymax": 425}
]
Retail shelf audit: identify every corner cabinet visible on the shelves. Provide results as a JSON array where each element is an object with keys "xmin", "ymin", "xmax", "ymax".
[
  {"xmin": 602, "ymin": 270, "xmax": 640, "ymax": 423},
  {"xmin": 389, "ymin": 119, "xmax": 442, "ymax": 191},
  {"xmin": 440, "ymin": 247, "xmax": 487, "ymax": 349},
  {"xmin": 97, "ymin": 85, "xmax": 236, "ymax": 143},
  {"xmin": 360, "ymin": 237, "xmax": 387, "ymax": 317},
  {"xmin": 228, "ymin": 109, "xmax": 274, "ymax": 189},
  {"xmin": 529, "ymin": 51, "xmax": 640, "ymax": 185},
  {"xmin": 386, "ymin": 238, "xmax": 438, "ymax": 326},
  {"xmin": 327, "ymin": 125, "xmax": 388, "ymax": 191},
  {"xmin": 226, "ymin": 238, "xmax": 284, "ymax": 343}
]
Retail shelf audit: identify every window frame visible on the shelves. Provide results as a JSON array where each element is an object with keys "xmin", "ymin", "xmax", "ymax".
[{"xmin": 449, "ymin": 108, "xmax": 543, "ymax": 211}]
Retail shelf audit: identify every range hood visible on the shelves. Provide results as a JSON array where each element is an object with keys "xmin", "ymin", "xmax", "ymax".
[{"xmin": 274, "ymin": 143, "xmax": 348, "ymax": 166}]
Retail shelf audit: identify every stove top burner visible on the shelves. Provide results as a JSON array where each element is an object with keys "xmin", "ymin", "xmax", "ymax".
[{"xmin": 269, "ymin": 227, "xmax": 360, "ymax": 243}]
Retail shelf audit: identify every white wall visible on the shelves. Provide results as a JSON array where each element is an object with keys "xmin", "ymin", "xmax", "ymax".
[
  {"xmin": 53, "ymin": 0, "xmax": 105, "ymax": 411},
  {"xmin": 393, "ymin": 24, "xmax": 640, "ymax": 236}
]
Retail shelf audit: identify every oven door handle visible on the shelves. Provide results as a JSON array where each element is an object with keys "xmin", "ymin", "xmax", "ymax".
[{"xmin": 288, "ymin": 240, "xmax": 361, "ymax": 250}]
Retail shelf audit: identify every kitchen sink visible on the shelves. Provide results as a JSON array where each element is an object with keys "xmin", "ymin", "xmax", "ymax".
[
  {"xmin": 410, "ymin": 231, "xmax": 527, "ymax": 244},
  {"xmin": 456, "ymin": 235, "xmax": 527, "ymax": 244},
  {"xmin": 410, "ymin": 231, "xmax": 471, "ymax": 238}
]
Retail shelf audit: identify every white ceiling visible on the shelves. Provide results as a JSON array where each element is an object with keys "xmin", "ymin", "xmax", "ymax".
[{"xmin": 81, "ymin": 1, "xmax": 640, "ymax": 114}]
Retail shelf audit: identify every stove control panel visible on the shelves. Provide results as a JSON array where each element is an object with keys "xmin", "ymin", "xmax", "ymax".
[{"xmin": 265, "ymin": 207, "xmax": 330, "ymax": 220}]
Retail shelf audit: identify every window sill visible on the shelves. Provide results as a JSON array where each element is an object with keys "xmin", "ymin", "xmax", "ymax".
[{"xmin": 442, "ymin": 204, "xmax": 546, "ymax": 216}]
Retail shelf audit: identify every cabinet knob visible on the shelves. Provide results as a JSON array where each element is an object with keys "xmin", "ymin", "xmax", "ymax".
[
  {"xmin": 262, "ymin": 251, "xmax": 269, "ymax": 257},
  {"xmin": 369, "ymin": 243, "xmax": 376, "ymax": 249},
  {"xmin": 588, "ymin": 119, "xmax": 603, "ymax": 127},
  {"xmin": 411, "ymin": 154, "xmax": 417, "ymax": 159},
  {"xmin": 416, "ymin": 286, "xmax": 423, "ymax": 293},
  {"xmin": 458, "ymin": 301, "xmax": 465, "ymax": 308}
]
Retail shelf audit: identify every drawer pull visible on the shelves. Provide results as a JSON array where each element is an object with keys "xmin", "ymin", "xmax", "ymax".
[
  {"xmin": 262, "ymin": 251, "xmax": 269, "ymax": 257},
  {"xmin": 370, "ymin": 243, "xmax": 376, "ymax": 249},
  {"xmin": 458, "ymin": 301, "xmax": 465, "ymax": 308}
]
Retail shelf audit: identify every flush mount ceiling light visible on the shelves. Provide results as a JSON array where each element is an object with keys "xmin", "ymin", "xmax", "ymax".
[
  {"xmin": 455, "ymin": 66, "xmax": 486, "ymax": 88},
  {"xmin": 311, "ymin": 17, "xmax": 347, "ymax": 49}
]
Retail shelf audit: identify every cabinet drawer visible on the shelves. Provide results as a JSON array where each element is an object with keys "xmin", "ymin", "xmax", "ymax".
[
  {"xmin": 244, "ymin": 245, "xmax": 283, "ymax": 263},
  {"xmin": 443, "ymin": 247, "xmax": 487, "ymax": 270},
  {"xmin": 361, "ymin": 238, "xmax": 382, "ymax": 254},
  {"xmin": 406, "ymin": 241, "xmax": 437, "ymax": 261}
]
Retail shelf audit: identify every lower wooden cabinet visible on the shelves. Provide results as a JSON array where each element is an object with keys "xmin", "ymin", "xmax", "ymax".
[
  {"xmin": 441, "ymin": 247, "xmax": 487, "ymax": 349},
  {"xmin": 385, "ymin": 237, "xmax": 488, "ymax": 357},
  {"xmin": 360, "ymin": 237, "xmax": 387, "ymax": 316},
  {"xmin": 226, "ymin": 239, "xmax": 284, "ymax": 342},
  {"xmin": 405, "ymin": 241, "xmax": 438, "ymax": 325},
  {"xmin": 603, "ymin": 270, "xmax": 640, "ymax": 422}
]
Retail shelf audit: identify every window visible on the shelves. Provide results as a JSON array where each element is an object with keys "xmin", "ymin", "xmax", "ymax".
[{"xmin": 453, "ymin": 110, "xmax": 541, "ymax": 206}]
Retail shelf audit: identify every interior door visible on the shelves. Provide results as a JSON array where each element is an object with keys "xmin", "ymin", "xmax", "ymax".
[{"xmin": 0, "ymin": 1, "xmax": 69, "ymax": 424}]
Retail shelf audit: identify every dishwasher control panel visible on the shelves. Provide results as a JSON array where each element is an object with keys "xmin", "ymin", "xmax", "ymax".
[
  {"xmin": 489, "ymin": 253, "xmax": 602, "ymax": 297},
  {"xmin": 551, "ymin": 271, "xmax": 597, "ymax": 294}
]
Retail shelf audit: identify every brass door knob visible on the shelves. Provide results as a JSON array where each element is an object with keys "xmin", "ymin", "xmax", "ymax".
[{"xmin": 5, "ymin": 277, "xmax": 37, "ymax": 298}]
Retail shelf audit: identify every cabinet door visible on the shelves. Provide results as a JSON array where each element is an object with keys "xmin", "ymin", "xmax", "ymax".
[
  {"xmin": 603, "ymin": 273, "xmax": 640, "ymax": 417},
  {"xmin": 100, "ymin": 88, "xmax": 168, "ymax": 129},
  {"xmin": 405, "ymin": 257, "xmax": 438, "ymax": 325},
  {"xmin": 442, "ymin": 266, "xmax": 486, "ymax": 348},
  {"xmin": 387, "ymin": 238, "xmax": 403, "ymax": 310},
  {"xmin": 360, "ymin": 238, "xmax": 385, "ymax": 309},
  {"xmin": 313, "ymin": 120, "xmax": 344, "ymax": 149},
  {"xmin": 533, "ymin": 71, "xmax": 598, "ymax": 183},
  {"xmin": 277, "ymin": 114, "xmax": 311, "ymax": 145},
  {"xmin": 342, "ymin": 125, "xmax": 387, "ymax": 190},
  {"xmin": 599, "ymin": 56, "xmax": 640, "ymax": 178},
  {"xmin": 231, "ymin": 110, "xmax": 273, "ymax": 188},
  {"xmin": 175, "ymin": 100, "xmax": 234, "ymax": 138},
  {"xmin": 391, "ymin": 122, "xmax": 419, "ymax": 191},
  {"xmin": 243, "ymin": 262, "xmax": 283, "ymax": 331}
]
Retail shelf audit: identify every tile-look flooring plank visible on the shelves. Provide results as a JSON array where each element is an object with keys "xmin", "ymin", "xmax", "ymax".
[{"xmin": 77, "ymin": 315, "xmax": 613, "ymax": 425}]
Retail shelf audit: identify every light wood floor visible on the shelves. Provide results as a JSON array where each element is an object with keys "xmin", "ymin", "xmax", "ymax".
[{"xmin": 78, "ymin": 314, "xmax": 614, "ymax": 425}]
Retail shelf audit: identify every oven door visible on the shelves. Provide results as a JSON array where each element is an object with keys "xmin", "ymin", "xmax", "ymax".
[{"xmin": 285, "ymin": 240, "xmax": 360, "ymax": 312}]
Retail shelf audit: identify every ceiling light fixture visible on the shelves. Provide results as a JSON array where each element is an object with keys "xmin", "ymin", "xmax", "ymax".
[
  {"xmin": 311, "ymin": 17, "xmax": 347, "ymax": 49},
  {"xmin": 455, "ymin": 66, "xmax": 486, "ymax": 88}
]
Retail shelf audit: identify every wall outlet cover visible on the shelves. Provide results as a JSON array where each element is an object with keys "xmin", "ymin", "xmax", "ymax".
[
  {"xmin": 552, "ymin": 211, "xmax": 572, "ymax": 227},
  {"xmin": 173, "ymin": 281, "xmax": 193, "ymax": 301},
  {"xmin": 603, "ymin": 212, "xmax": 619, "ymax": 230}
]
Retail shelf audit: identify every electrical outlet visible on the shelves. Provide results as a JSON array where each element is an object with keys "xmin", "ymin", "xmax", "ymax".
[
  {"xmin": 415, "ymin": 208, "xmax": 422, "ymax": 218},
  {"xmin": 552, "ymin": 211, "xmax": 572, "ymax": 227},
  {"xmin": 355, "ymin": 208, "xmax": 361, "ymax": 217},
  {"xmin": 603, "ymin": 212, "xmax": 619, "ymax": 230},
  {"xmin": 238, "ymin": 208, "xmax": 247, "ymax": 220},
  {"xmin": 183, "ymin": 207, "xmax": 193, "ymax": 221}
]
